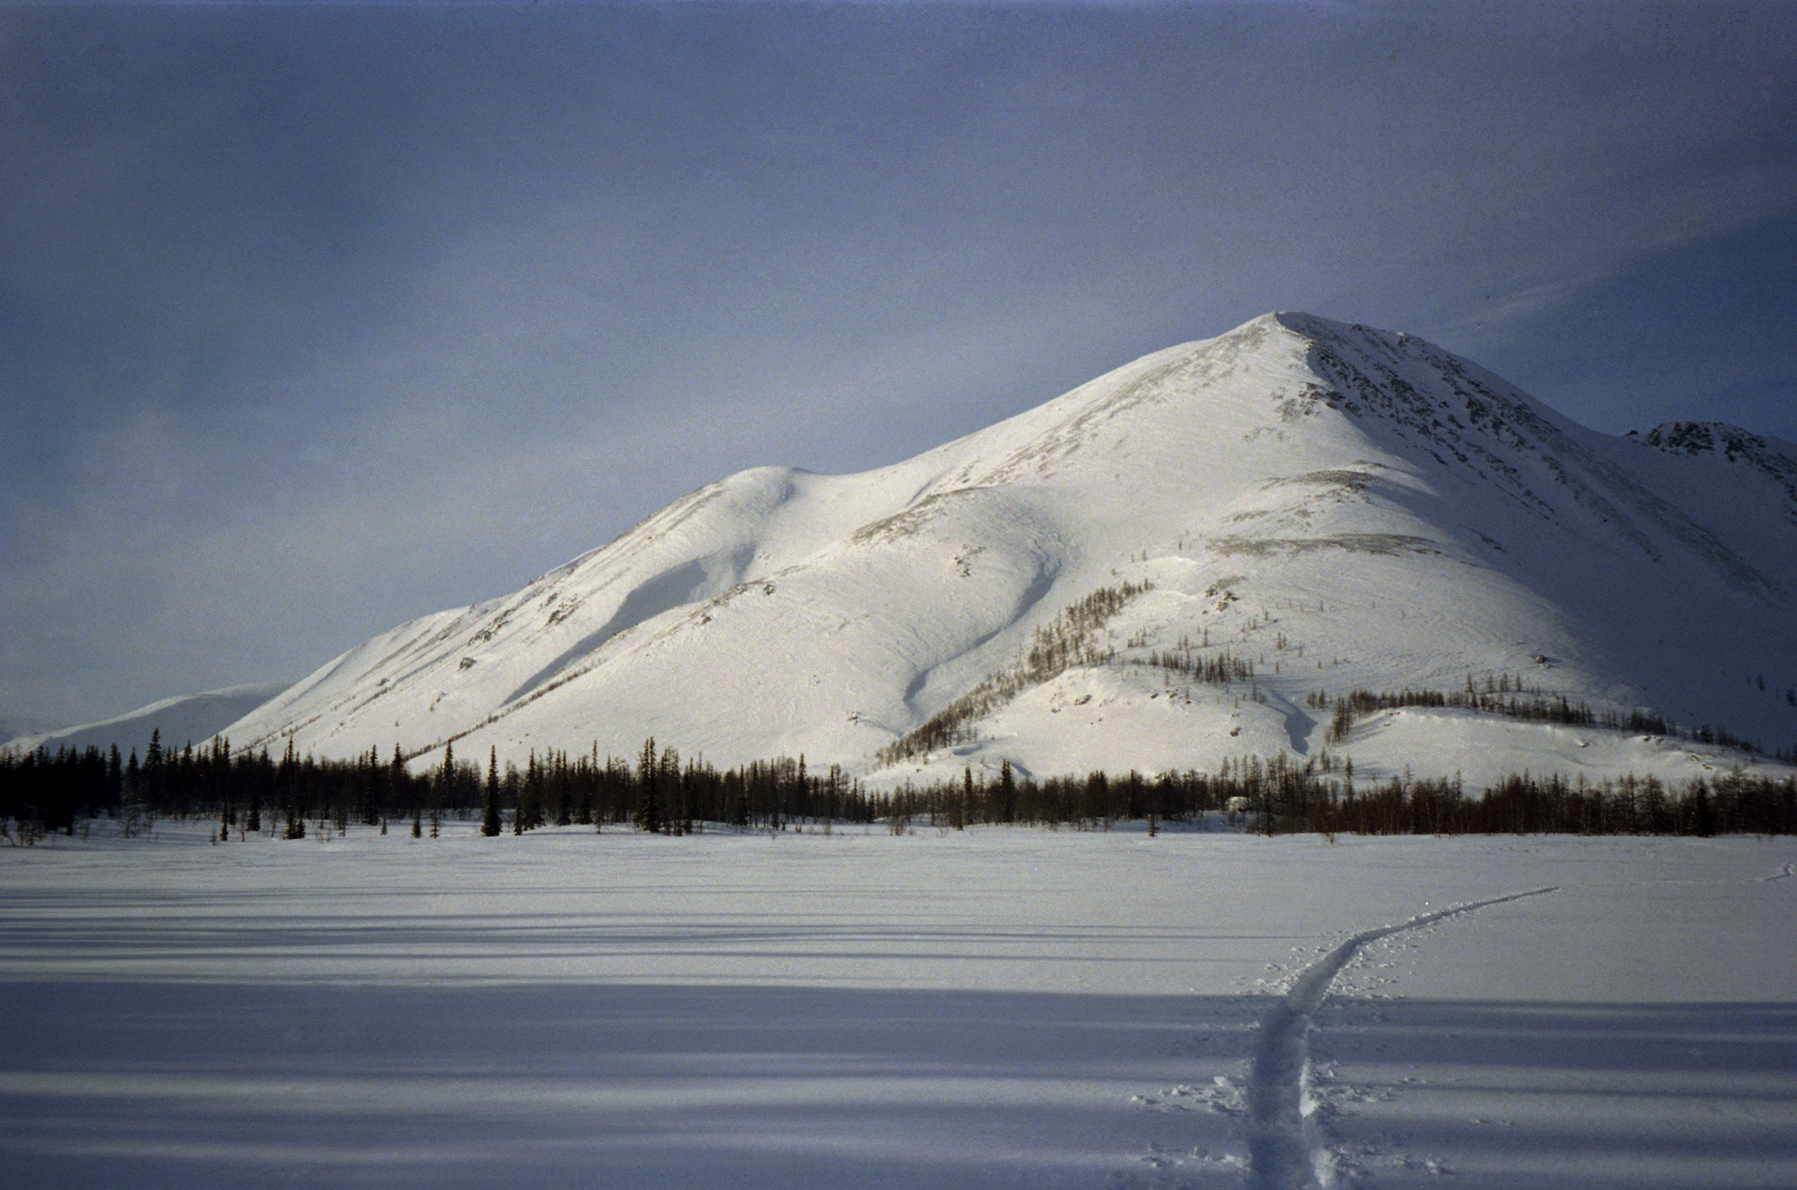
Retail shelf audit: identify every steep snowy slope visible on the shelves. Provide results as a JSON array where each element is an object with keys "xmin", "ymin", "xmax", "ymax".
[{"xmin": 217, "ymin": 314, "xmax": 1797, "ymax": 784}]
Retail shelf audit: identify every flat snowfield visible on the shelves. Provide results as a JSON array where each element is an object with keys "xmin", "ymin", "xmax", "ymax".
[{"xmin": 2, "ymin": 824, "xmax": 1793, "ymax": 1189}]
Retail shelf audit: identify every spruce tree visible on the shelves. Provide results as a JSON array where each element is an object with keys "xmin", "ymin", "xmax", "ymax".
[
  {"xmin": 520, "ymin": 752, "xmax": 544, "ymax": 833},
  {"xmin": 106, "ymin": 744, "xmax": 122, "ymax": 811},
  {"xmin": 554, "ymin": 751, "xmax": 573, "ymax": 827},
  {"xmin": 1690, "ymin": 780, "xmax": 1718, "ymax": 837},
  {"xmin": 482, "ymin": 747, "xmax": 502, "ymax": 837},
  {"xmin": 634, "ymin": 738, "xmax": 663, "ymax": 833},
  {"xmin": 143, "ymin": 728, "xmax": 164, "ymax": 812},
  {"xmin": 674, "ymin": 752, "xmax": 694, "ymax": 836},
  {"xmin": 120, "ymin": 749, "xmax": 141, "ymax": 836},
  {"xmin": 362, "ymin": 744, "xmax": 382, "ymax": 826},
  {"xmin": 281, "ymin": 738, "xmax": 304, "ymax": 839},
  {"xmin": 245, "ymin": 780, "xmax": 261, "ymax": 834},
  {"xmin": 389, "ymin": 743, "xmax": 408, "ymax": 809}
]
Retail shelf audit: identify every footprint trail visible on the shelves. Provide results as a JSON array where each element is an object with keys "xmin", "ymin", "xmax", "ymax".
[{"xmin": 1245, "ymin": 887, "xmax": 1558, "ymax": 1189}]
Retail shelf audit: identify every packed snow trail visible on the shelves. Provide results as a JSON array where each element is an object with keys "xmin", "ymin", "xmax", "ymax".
[{"xmin": 1245, "ymin": 887, "xmax": 1558, "ymax": 1189}]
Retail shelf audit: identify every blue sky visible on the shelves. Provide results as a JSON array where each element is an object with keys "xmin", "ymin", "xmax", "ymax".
[{"xmin": 3, "ymin": 1, "xmax": 1794, "ymax": 730}]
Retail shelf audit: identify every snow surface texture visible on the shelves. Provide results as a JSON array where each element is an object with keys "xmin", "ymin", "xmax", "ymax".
[
  {"xmin": 207, "ymin": 312, "xmax": 1797, "ymax": 783},
  {"xmin": 2, "ymin": 825, "xmax": 1793, "ymax": 1189}
]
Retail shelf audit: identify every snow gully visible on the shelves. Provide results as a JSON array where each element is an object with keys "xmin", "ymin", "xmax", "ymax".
[{"xmin": 1245, "ymin": 887, "xmax": 1558, "ymax": 1189}]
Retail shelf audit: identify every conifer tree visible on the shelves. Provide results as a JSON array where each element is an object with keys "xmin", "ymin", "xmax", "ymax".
[
  {"xmin": 520, "ymin": 752, "xmax": 544, "ymax": 833},
  {"xmin": 120, "ymin": 749, "xmax": 142, "ymax": 836},
  {"xmin": 362, "ymin": 744, "xmax": 383, "ymax": 826},
  {"xmin": 281, "ymin": 738, "xmax": 304, "ymax": 839},
  {"xmin": 634, "ymin": 738, "xmax": 663, "ymax": 833},
  {"xmin": 389, "ymin": 743, "xmax": 408, "ymax": 806},
  {"xmin": 106, "ymin": 744, "xmax": 122, "ymax": 810},
  {"xmin": 142, "ymin": 728, "xmax": 164, "ymax": 812},
  {"xmin": 662, "ymin": 748, "xmax": 690, "ymax": 835},
  {"xmin": 1690, "ymin": 780, "xmax": 1717, "ymax": 837},
  {"xmin": 482, "ymin": 747, "xmax": 502, "ymax": 837}
]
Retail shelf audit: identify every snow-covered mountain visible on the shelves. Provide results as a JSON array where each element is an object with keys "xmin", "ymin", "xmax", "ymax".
[
  {"xmin": 5, "ymin": 682, "xmax": 293, "ymax": 761},
  {"xmin": 217, "ymin": 313, "xmax": 1797, "ymax": 786}
]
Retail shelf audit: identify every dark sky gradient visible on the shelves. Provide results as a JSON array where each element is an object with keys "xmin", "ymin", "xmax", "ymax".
[{"xmin": 4, "ymin": 1, "xmax": 1795, "ymax": 728}]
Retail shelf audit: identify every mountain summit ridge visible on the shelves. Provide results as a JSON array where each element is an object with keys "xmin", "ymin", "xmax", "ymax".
[{"xmin": 215, "ymin": 313, "xmax": 1797, "ymax": 786}]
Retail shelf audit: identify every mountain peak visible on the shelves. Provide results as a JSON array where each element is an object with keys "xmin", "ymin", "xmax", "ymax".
[
  {"xmin": 1633, "ymin": 420, "xmax": 1788, "ymax": 462},
  {"xmin": 1630, "ymin": 420, "xmax": 1797, "ymax": 529},
  {"xmin": 210, "ymin": 315, "xmax": 1797, "ymax": 787}
]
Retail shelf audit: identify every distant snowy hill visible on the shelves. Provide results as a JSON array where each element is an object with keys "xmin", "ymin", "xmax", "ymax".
[
  {"xmin": 0, "ymin": 714, "xmax": 60, "ymax": 743},
  {"xmin": 217, "ymin": 313, "xmax": 1797, "ymax": 786},
  {"xmin": 4, "ymin": 683, "xmax": 293, "ymax": 760}
]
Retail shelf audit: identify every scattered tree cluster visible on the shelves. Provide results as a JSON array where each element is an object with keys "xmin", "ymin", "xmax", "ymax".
[
  {"xmin": 1140, "ymin": 646, "xmax": 1255, "ymax": 686},
  {"xmin": 1312, "ymin": 677, "xmax": 1789, "ymax": 756},
  {"xmin": 882, "ymin": 580, "xmax": 1184, "ymax": 763}
]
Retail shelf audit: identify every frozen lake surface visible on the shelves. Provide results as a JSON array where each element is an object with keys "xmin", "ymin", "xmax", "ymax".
[{"xmin": 2, "ymin": 822, "xmax": 1793, "ymax": 1188}]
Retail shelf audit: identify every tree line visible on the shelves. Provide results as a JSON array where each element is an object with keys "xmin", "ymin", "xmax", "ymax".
[
  {"xmin": 3, "ymin": 728, "xmax": 1792, "ymax": 843},
  {"xmin": 883, "ymin": 753, "xmax": 1792, "ymax": 837},
  {"xmin": 0, "ymin": 731, "xmax": 890, "ymax": 844}
]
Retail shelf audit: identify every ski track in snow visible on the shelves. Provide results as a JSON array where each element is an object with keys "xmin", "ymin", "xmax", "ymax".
[{"xmin": 1245, "ymin": 887, "xmax": 1558, "ymax": 1190}]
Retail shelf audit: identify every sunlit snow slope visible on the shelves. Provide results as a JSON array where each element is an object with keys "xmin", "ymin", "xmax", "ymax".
[{"xmin": 218, "ymin": 313, "xmax": 1797, "ymax": 783}]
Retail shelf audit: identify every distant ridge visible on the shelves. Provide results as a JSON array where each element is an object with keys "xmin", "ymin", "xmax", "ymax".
[{"xmin": 5, "ymin": 682, "xmax": 294, "ymax": 760}]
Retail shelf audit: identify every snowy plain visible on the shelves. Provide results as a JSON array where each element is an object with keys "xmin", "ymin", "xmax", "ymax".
[{"xmin": 2, "ymin": 822, "xmax": 1793, "ymax": 1189}]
